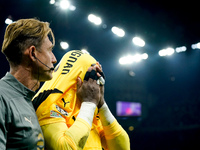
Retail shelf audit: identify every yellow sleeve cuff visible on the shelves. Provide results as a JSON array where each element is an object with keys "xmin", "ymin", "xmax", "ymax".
[{"xmin": 103, "ymin": 120, "xmax": 123, "ymax": 140}]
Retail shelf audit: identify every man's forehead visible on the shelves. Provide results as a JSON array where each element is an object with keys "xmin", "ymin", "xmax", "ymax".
[
  {"xmin": 47, "ymin": 35, "xmax": 54, "ymax": 49},
  {"xmin": 48, "ymin": 41, "xmax": 54, "ymax": 49},
  {"xmin": 42, "ymin": 36, "xmax": 53, "ymax": 49},
  {"xmin": 47, "ymin": 32, "xmax": 54, "ymax": 45}
]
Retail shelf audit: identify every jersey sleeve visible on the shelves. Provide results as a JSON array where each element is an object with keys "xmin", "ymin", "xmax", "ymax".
[
  {"xmin": 100, "ymin": 120, "xmax": 130, "ymax": 150},
  {"xmin": 41, "ymin": 118, "xmax": 91, "ymax": 150}
]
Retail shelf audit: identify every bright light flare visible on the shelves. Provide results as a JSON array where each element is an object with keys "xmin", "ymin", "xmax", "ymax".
[
  {"xmin": 141, "ymin": 53, "xmax": 148, "ymax": 59},
  {"xmin": 119, "ymin": 55, "xmax": 133, "ymax": 65},
  {"xmin": 158, "ymin": 49, "xmax": 166, "ymax": 56},
  {"xmin": 158, "ymin": 47, "xmax": 175, "ymax": 56},
  {"xmin": 132, "ymin": 37, "xmax": 145, "ymax": 47},
  {"xmin": 81, "ymin": 49, "xmax": 90, "ymax": 54},
  {"xmin": 133, "ymin": 54, "xmax": 142, "ymax": 62},
  {"xmin": 69, "ymin": 5, "xmax": 76, "ymax": 11},
  {"xmin": 88, "ymin": 14, "xmax": 102, "ymax": 25},
  {"xmin": 191, "ymin": 42, "xmax": 200, "ymax": 49},
  {"xmin": 111, "ymin": 26, "xmax": 125, "ymax": 37},
  {"xmin": 5, "ymin": 18, "xmax": 13, "ymax": 25},
  {"xmin": 60, "ymin": 0, "xmax": 70, "ymax": 10},
  {"xmin": 119, "ymin": 53, "xmax": 148, "ymax": 65},
  {"xmin": 49, "ymin": 0, "xmax": 55, "ymax": 4},
  {"xmin": 175, "ymin": 46, "xmax": 187, "ymax": 53},
  {"xmin": 60, "ymin": 41, "xmax": 69, "ymax": 49}
]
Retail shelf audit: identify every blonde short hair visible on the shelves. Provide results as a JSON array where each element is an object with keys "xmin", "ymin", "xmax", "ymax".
[{"xmin": 1, "ymin": 18, "xmax": 55, "ymax": 65}]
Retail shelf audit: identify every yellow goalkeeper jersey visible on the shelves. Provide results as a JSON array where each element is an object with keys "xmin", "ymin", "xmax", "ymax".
[{"xmin": 32, "ymin": 50, "xmax": 130, "ymax": 150}]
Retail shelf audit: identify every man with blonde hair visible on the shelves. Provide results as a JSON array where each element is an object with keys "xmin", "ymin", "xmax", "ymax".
[
  {"xmin": 0, "ymin": 18, "xmax": 57, "ymax": 149},
  {"xmin": 0, "ymin": 18, "xmax": 102, "ymax": 149}
]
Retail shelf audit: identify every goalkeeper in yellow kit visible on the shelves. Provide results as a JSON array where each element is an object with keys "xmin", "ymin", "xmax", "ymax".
[{"xmin": 32, "ymin": 50, "xmax": 130, "ymax": 150}]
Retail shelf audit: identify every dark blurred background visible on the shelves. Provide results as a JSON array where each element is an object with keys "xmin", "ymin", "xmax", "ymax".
[{"xmin": 1, "ymin": 0, "xmax": 200, "ymax": 149}]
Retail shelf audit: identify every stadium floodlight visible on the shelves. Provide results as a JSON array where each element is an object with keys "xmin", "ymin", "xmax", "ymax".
[
  {"xmin": 133, "ymin": 54, "xmax": 142, "ymax": 62},
  {"xmin": 49, "ymin": 0, "xmax": 55, "ymax": 4},
  {"xmin": 119, "ymin": 53, "xmax": 148, "ymax": 65},
  {"xmin": 5, "ymin": 18, "xmax": 13, "ymax": 25},
  {"xmin": 191, "ymin": 42, "xmax": 200, "ymax": 49},
  {"xmin": 111, "ymin": 26, "xmax": 125, "ymax": 37},
  {"xmin": 166, "ymin": 47, "xmax": 174, "ymax": 55},
  {"xmin": 60, "ymin": 41, "xmax": 69, "ymax": 49},
  {"xmin": 119, "ymin": 57, "xmax": 126, "ymax": 65},
  {"xmin": 60, "ymin": 0, "xmax": 70, "ymax": 10},
  {"xmin": 141, "ymin": 53, "xmax": 148, "ymax": 59},
  {"xmin": 88, "ymin": 14, "xmax": 102, "ymax": 25},
  {"xmin": 119, "ymin": 55, "xmax": 133, "ymax": 65},
  {"xmin": 158, "ymin": 47, "xmax": 174, "ymax": 56},
  {"xmin": 158, "ymin": 49, "xmax": 167, "ymax": 56},
  {"xmin": 69, "ymin": 5, "xmax": 76, "ymax": 11},
  {"xmin": 132, "ymin": 37, "xmax": 145, "ymax": 47},
  {"xmin": 175, "ymin": 46, "xmax": 187, "ymax": 53}
]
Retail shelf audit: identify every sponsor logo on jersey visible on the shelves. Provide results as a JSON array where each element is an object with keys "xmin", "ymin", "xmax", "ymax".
[
  {"xmin": 61, "ymin": 98, "xmax": 70, "ymax": 107},
  {"xmin": 55, "ymin": 105, "xmax": 69, "ymax": 116},
  {"xmin": 50, "ymin": 110, "xmax": 63, "ymax": 118}
]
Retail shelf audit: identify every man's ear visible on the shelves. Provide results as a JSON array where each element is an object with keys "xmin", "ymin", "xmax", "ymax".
[{"xmin": 28, "ymin": 46, "xmax": 37, "ymax": 61}]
